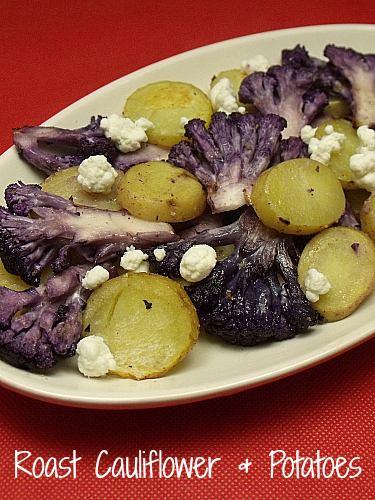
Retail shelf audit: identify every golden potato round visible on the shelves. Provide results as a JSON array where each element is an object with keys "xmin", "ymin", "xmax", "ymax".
[
  {"xmin": 315, "ymin": 119, "xmax": 360, "ymax": 189},
  {"xmin": 40, "ymin": 166, "xmax": 124, "ymax": 211},
  {"xmin": 117, "ymin": 161, "xmax": 206, "ymax": 222},
  {"xmin": 210, "ymin": 68, "xmax": 246, "ymax": 91},
  {"xmin": 123, "ymin": 81, "xmax": 213, "ymax": 147},
  {"xmin": 298, "ymin": 226, "xmax": 375, "ymax": 322},
  {"xmin": 345, "ymin": 188, "xmax": 370, "ymax": 221},
  {"xmin": 360, "ymin": 192, "xmax": 375, "ymax": 241},
  {"xmin": 321, "ymin": 97, "xmax": 351, "ymax": 120},
  {"xmin": 215, "ymin": 244, "xmax": 235, "ymax": 261},
  {"xmin": 82, "ymin": 272, "xmax": 200, "ymax": 379},
  {"xmin": 210, "ymin": 69, "xmax": 247, "ymax": 107},
  {"xmin": 250, "ymin": 158, "xmax": 346, "ymax": 235}
]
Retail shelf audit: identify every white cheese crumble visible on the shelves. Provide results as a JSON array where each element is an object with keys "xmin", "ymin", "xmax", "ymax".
[
  {"xmin": 153, "ymin": 248, "xmax": 166, "ymax": 262},
  {"xmin": 76, "ymin": 336, "xmax": 116, "ymax": 378},
  {"xmin": 179, "ymin": 244, "xmax": 217, "ymax": 282},
  {"xmin": 77, "ymin": 155, "xmax": 118, "ymax": 194},
  {"xmin": 304, "ymin": 268, "xmax": 331, "ymax": 303},
  {"xmin": 349, "ymin": 125, "xmax": 375, "ymax": 191},
  {"xmin": 179, "ymin": 116, "xmax": 189, "ymax": 127},
  {"xmin": 301, "ymin": 124, "xmax": 346, "ymax": 165},
  {"xmin": 120, "ymin": 245, "xmax": 150, "ymax": 273},
  {"xmin": 300, "ymin": 124, "xmax": 317, "ymax": 144},
  {"xmin": 240, "ymin": 54, "xmax": 271, "ymax": 74},
  {"xmin": 357, "ymin": 124, "xmax": 375, "ymax": 150},
  {"xmin": 210, "ymin": 77, "xmax": 245, "ymax": 114},
  {"xmin": 82, "ymin": 265, "xmax": 110, "ymax": 290},
  {"xmin": 100, "ymin": 114, "xmax": 154, "ymax": 153}
]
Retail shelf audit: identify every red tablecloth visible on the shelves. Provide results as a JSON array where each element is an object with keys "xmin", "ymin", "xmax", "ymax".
[{"xmin": 1, "ymin": 1, "xmax": 375, "ymax": 498}]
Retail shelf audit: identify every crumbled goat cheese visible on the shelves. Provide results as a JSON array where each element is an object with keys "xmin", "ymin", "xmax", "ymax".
[
  {"xmin": 357, "ymin": 124, "xmax": 375, "ymax": 150},
  {"xmin": 179, "ymin": 116, "xmax": 189, "ymax": 127},
  {"xmin": 301, "ymin": 124, "xmax": 346, "ymax": 165},
  {"xmin": 120, "ymin": 245, "xmax": 150, "ymax": 273},
  {"xmin": 300, "ymin": 125, "xmax": 318, "ymax": 144},
  {"xmin": 153, "ymin": 248, "xmax": 166, "ymax": 262},
  {"xmin": 100, "ymin": 114, "xmax": 154, "ymax": 153},
  {"xmin": 77, "ymin": 155, "xmax": 118, "ymax": 194},
  {"xmin": 76, "ymin": 336, "xmax": 117, "ymax": 378},
  {"xmin": 304, "ymin": 268, "xmax": 331, "ymax": 303},
  {"xmin": 179, "ymin": 244, "xmax": 217, "ymax": 282},
  {"xmin": 82, "ymin": 265, "xmax": 110, "ymax": 290},
  {"xmin": 349, "ymin": 125, "xmax": 375, "ymax": 191},
  {"xmin": 210, "ymin": 78, "xmax": 245, "ymax": 114},
  {"xmin": 240, "ymin": 54, "xmax": 271, "ymax": 74}
]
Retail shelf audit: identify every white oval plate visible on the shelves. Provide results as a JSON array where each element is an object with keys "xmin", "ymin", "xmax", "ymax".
[{"xmin": 1, "ymin": 24, "xmax": 375, "ymax": 409}]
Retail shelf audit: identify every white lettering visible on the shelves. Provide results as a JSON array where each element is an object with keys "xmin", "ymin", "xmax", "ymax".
[
  {"xmin": 94, "ymin": 450, "xmax": 221, "ymax": 479},
  {"xmin": 14, "ymin": 450, "xmax": 81, "ymax": 479},
  {"xmin": 269, "ymin": 449, "xmax": 362, "ymax": 479},
  {"xmin": 270, "ymin": 450, "xmax": 286, "ymax": 478},
  {"xmin": 349, "ymin": 457, "xmax": 362, "ymax": 478},
  {"xmin": 95, "ymin": 449, "xmax": 110, "ymax": 478},
  {"xmin": 15, "ymin": 451, "xmax": 32, "ymax": 478}
]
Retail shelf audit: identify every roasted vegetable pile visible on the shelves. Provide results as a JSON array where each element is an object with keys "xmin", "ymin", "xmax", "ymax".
[{"xmin": 1, "ymin": 43, "xmax": 375, "ymax": 377}]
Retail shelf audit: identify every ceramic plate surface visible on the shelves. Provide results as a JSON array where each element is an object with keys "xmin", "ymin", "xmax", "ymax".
[{"xmin": 1, "ymin": 24, "xmax": 375, "ymax": 409}]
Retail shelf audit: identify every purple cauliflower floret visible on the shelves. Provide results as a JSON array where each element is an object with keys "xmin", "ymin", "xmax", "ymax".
[
  {"xmin": 239, "ymin": 45, "xmax": 329, "ymax": 137},
  {"xmin": 148, "ymin": 209, "xmax": 249, "ymax": 277},
  {"xmin": 324, "ymin": 45, "xmax": 375, "ymax": 127},
  {"xmin": 176, "ymin": 211, "xmax": 224, "ymax": 240},
  {"xmin": 5, "ymin": 181, "xmax": 78, "ymax": 216},
  {"xmin": 0, "ymin": 266, "xmax": 88, "ymax": 370},
  {"xmin": 149, "ymin": 209, "xmax": 319, "ymax": 345},
  {"xmin": 13, "ymin": 117, "xmax": 117, "ymax": 175},
  {"xmin": 0, "ymin": 182, "xmax": 177, "ymax": 286},
  {"xmin": 168, "ymin": 112, "xmax": 286, "ymax": 213},
  {"xmin": 186, "ymin": 210, "xmax": 320, "ymax": 345},
  {"xmin": 281, "ymin": 44, "xmax": 325, "ymax": 70},
  {"xmin": 12, "ymin": 116, "xmax": 169, "ymax": 175},
  {"xmin": 114, "ymin": 143, "xmax": 169, "ymax": 171},
  {"xmin": 270, "ymin": 136, "xmax": 309, "ymax": 166}
]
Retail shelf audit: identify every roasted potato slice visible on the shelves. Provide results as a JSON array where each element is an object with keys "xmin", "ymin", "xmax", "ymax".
[
  {"xmin": 117, "ymin": 161, "xmax": 206, "ymax": 222},
  {"xmin": 250, "ymin": 158, "xmax": 346, "ymax": 235},
  {"xmin": 360, "ymin": 192, "xmax": 375, "ymax": 241},
  {"xmin": 82, "ymin": 272, "xmax": 200, "ymax": 379},
  {"xmin": 345, "ymin": 188, "xmax": 370, "ymax": 221},
  {"xmin": 321, "ymin": 97, "xmax": 351, "ymax": 120},
  {"xmin": 40, "ymin": 166, "xmax": 124, "ymax": 211},
  {"xmin": 298, "ymin": 226, "xmax": 375, "ymax": 321},
  {"xmin": 315, "ymin": 119, "xmax": 360, "ymax": 189},
  {"xmin": 210, "ymin": 69, "xmax": 248, "ymax": 109},
  {"xmin": 123, "ymin": 81, "xmax": 213, "ymax": 147},
  {"xmin": 210, "ymin": 68, "xmax": 246, "ymax": 94}
]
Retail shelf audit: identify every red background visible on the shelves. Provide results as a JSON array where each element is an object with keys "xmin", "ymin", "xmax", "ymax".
[{"xmin": 1, "ymin": 1, "xmax": 375, "ymax": 498}]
